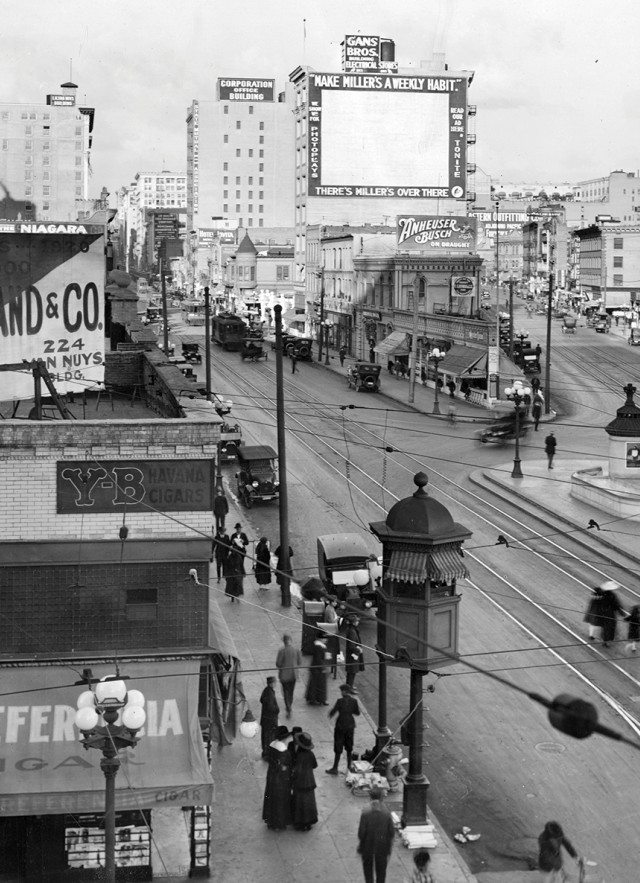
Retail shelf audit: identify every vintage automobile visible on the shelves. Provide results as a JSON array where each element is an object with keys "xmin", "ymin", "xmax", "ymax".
[
  {"xmin": 240, "ymin": 337, "xmax": 268, "ymax": 361},
  {"xmin": 181, "ymin": 341, "xmax": 202, "ymax": 364},
  {"xmin": 347, "ymin": 362, "xmax": 382, "ymax": 392},
  {"xmin": 477, "ymin": 413, "xmax": 530, "ymax": 445},
  {"xmin": 594, "ymin": 317, "xmax": 610, "ymax": 333},
  {"xmin": 628, "ymin": 332, "xmax": 640, "ymax": 346},
  {"xmin": 317, "ymin": 533, "xmax": 380, "ymax": 609},
  {"xmin": 236, "ymin": 445, "xmax": 279, "ymax": 508},
  {"xmin": 562, "ymin": 316, "xmax": 577, "ymax": 335},
  {"xmin": 291, "ymin": 337, "xmax": 314, "ymax": 360}
]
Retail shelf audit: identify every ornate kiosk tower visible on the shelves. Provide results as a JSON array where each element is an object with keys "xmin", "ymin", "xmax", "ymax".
[{"xmin": 370, "ymin": 472, "xmax": 472, "ymax": 826}]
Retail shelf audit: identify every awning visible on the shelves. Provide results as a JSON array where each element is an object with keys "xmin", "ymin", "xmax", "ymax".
[
  {"xmin": 0, "ymin": 659, "xmax": 214, "ymax": 816},
  {"xmin": 374, "ymin": 330, "xmax": 410, "ymax": 357},
  {"xmin": 282, "ymin": 309, "xmax": 306, "ymax": 328},
  {"xmin": 467, "ymin": 351, "xmax": 526, "ymax": 381},
  {"xmin": 437, "ymin": 344, "xmax": 484, "ymax": 377},
  {"xmin": 387, "ymin": 546, "xmax": 469, "ymax": 584}
]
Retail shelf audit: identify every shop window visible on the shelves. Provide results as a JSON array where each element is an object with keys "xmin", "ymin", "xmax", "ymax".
[{"xmin": 613, "ymin": 274, "xmax": 623, "ymax": 286}]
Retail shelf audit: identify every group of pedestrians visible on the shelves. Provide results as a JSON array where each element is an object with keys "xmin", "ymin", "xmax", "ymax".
[
  {"xmin": 262, "ymin": 724, "xmax": 319, "ymax": 833},
  {"xmin": 584, "ymin": 579, "xmax": 640, "ymax": 650},
  {"xmin": 211, "ymin": 512, "xmax": 249, "ymax": 602}
]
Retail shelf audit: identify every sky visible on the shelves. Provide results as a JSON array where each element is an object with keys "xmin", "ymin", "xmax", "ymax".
[{"xmin": 4, "ymin": 0, "xmax": 640, "ymax": 199}]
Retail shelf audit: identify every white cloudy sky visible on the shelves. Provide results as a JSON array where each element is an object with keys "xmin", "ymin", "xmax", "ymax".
[{"xmin": 4, "ymin": 0, "xmax": 639, "ymax": 197}]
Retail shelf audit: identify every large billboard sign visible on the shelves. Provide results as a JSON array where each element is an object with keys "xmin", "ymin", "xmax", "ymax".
[
  {"xmin": 217, "ymin": 78, "xmax": 275, "ymax": 102},
  {"xmin": 308, "ymin": 72, "xmax": 467, "ymax": 199},
  {"xmin": 397, "ymin": 215, "xmax": 477, "ymax": 251},
  {"xmin": 341, "ymin": 35, "xmax": 398, "ymax": 73},
  {"xmin": 0, "ymin": 224, "xmax": 105, "ymax": 400}
]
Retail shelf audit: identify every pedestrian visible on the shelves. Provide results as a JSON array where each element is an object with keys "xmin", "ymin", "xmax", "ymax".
[
  {"xmin": 230, "ymin": 523, "xmax": 249, "ymax": 557},
  {"xmin": 388, "ymin": 360, "xmax": 395, "ymax": 375},
  {"xmin": 625, "ymin": 604, "xmax": 640, "ymax": 653},
  {"xmin": 535, "ymin": 343, "xmax": 542, "ymax": 359},
  {"xmin": 544, "ymin": 431, "xmax": 557, "ymax": 469},
  {"xmin": 344, "ymin": 615, "xmax": 365, "ymax": 689},
  {"xmin": 339, "ymin": 346, "xmax": 347, "ymax": 367},
  {"xmin": 446, "ymin": 379, "xmax": 456, "ymax": 398},
  {"xmin": 369, "ymin": 347, "xmax": 376, "ymax": 363},
  {"xmin": 224, "ymin": 536, "xmax": 245, "ymax": 602},
  {"xmin": 460, "ymin": 379, "xmax": 470, "ymax": 401},
  {"xmin": 356, "ymin": 785, "xmax": 396, "ymax": 883},
  {"xmin": 212, "ymin": 489, "xmax": 229, "ymax": 532},
  {"xmin": 395, "ymin": 359, "xmax": 402, "ymax": 380},
  {"xmin": 532, "ymin": 394, "xmax": 543, "ymax": 431},
  {"xmin": 291, "ymin": 350, "xmax": 298, "ymax": 374},
  {"xmin": 291, "ymin": 731, "xmax": 318, "ymax": 832},
  {"xmin": 212, "ymin": 528, "xmax": 230, "ymax": 582},
  {"xmin": 537, "ymin": 820, "xmax": 580, "ymax": 883},
  {"xmin": 305, "ymin": 634, "xmax": 330, "ymax": 706},
  {"xmin": 531, "ymin": 375, "xmax": 541, "ymax": 394},
  {"xmin": 583, "ymin": 586, "xmax": 605, "ymax": 640},
  {"xmin": 254, "ymin": 536, "xmax": 272, "ymax": 588},
  {"xmin": 599, "ymin": 580, "xmax": 626, "ymax": 647},
  {"xmin": 326, "ymin": 683, "xmax": 360, "ymax": 775},
  {"xmin": 420, "ymin": 365, "xmax": 427, "ymax": 387},
  {"xmin": 275, "ymin": 634, "xmax": 302, "ymax": 718},
  {"xmin": 274, "ymin": 543, "xmax": 294, "ymax": 586},
  {"xmin": 262, "ymin": 725, "xmax": 293, "ymax": 831},
  {"xmin": 408, "ymin": 848, "xmax": 436, "ymax": 883},
  {"xmin": 259, "ymin": 676, "xmax": 280, "ymax": 760}
]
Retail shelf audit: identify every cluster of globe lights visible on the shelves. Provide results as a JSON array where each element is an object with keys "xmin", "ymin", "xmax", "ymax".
[{"xmin": 75, "ymin": 677, "xmax": 146, "ymax": 732}]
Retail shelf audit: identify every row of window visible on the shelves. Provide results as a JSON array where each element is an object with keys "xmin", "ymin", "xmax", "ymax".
[
  {"xmin": 1, "ymin": 111, "xmax": 52, "ymax": 121},
  {"xmin": 224, "ymin": 176, "xmax": 264, "ymax": 186},
  {"xmin": 222, "ymin": 141, "xmax": 265, "ymax": 159},
  {"xmin": 222, "ymin": 204, "xmax": 264, "ymax": 213},
  {"xmin": 223, "ymin": 162, "xmax": 265, "ymax": 173},
  {"xmin": 223, "ymin": 191, "xmax": 264, "ymax": 200},
  {"xmin": 223, "ymin": 107, "xmax": 265, "ymax": 126}
]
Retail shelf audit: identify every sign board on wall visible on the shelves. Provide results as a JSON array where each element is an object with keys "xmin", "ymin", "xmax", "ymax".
[
  {"xmin": 47, "ymin": 93, "xmax": 75, "ymax": 106},
  {"xmin": 57, "ymin": 459, "xmax": 214, "ymax": 513},
  {"xmin": 307, "ymin": 72, "xmax": 467, "ymax": 199},
  {"xmin": 217, "ymin": 78, "xmax": 275, "ymax": 102},
  {"xmin": 0, "ymin": 224, "xmax": 105, "ymax": 400},
  {"xmin": 397, "ymin": 215, "xmax": 477, "ymax": 251},
  {"xmin": 341, "ymin": 35, "xmax": 398, "ymax": 73}
]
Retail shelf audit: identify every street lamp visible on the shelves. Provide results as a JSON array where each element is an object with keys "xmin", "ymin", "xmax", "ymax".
[
  {"xmin": 75, "ymin": 676, "xmax": 146, "ymax": 883},
  {"xmin": 514, "ymin": 329, "xmax": 529, "ymax": 366},
  {"xmin": 428, "ymin": 348, "xmax": 445, "ymax": 415},
  {"xmin": 504, "ymin": 380, "xmax": 531, "ymax": 478},
  {"xmin": 323, "ymin": 320, "xmax": 331, "ymax": 366}
]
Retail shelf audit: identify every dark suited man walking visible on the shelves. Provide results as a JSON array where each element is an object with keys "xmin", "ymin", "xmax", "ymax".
[{"xmin": 357, "ymin": 786, "xmax": 396, "ymax": 883}]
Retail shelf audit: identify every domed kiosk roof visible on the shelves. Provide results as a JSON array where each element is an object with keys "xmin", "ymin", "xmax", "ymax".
[
  {"xmin": 605, "ymin": 384, "xmax": 640, "ymax": 437},
  {"xmin": 371, "ymin": 473, "xmax": 472, "ymax": 544}
]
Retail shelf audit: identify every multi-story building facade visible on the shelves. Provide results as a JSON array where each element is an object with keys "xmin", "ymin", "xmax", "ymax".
[
  {"xmin": 185, "ymin": 79, "xmax": 296, "ymax": 241},
  {"xmin": 0, "ymin": 81, "xmax": 93, "ymax": 222},
  {"xmin": 122, "ymin": 172, "xmax": 187, "ymax": 273},
  {"xmin": 573, "ymin": 222, "xmax": 640, "ymax": 310}
]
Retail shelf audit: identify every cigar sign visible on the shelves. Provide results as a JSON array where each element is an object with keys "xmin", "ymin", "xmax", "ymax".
[
  {"xmin": 397, "ymin": 215, "xmax": 477, "ymax": 251},
  {"xmin": 0, "ymin": 224, "xmax": 105, "ymax": 400}
]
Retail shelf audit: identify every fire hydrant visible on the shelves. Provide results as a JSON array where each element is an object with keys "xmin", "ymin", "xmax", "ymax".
[{"xmin": 382, "ymin": 739, "xmax": 405, "ymax": 792}]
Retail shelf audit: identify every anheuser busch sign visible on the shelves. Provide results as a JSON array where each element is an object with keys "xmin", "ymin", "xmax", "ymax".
[
  {"xmin": 396, "ymin": 215, "xmax": 477, "ymax": 251},
  {"xmin": 0, "ymin": 224, "xmax": 105, "ymax": 400}
]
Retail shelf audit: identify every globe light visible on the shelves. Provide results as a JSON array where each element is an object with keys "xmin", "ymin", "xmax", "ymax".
[
  {"xmin": 122, "ymin": 704, "xmax": 146, "ymax": 731},
  {"xmin": 353, "ymin": 570, "xmax": 370, "ymax": 587},
  {"xmin": 77, "ymin": 690, "xmax": 96, "ymax": 709},
  {"xmin": 75, "ymin": 706, "xmax": 99, "ymax": 732},
  {"xmin": 126, "ymin": 689, "xmax": 145, "ymax": 708},
  {"xmin": 95, "ymin": 677, "xmax": 127, "ymax": 707},
  {"xmin": 239, "ymin": 708, "xmax": 259, "ymax": 738}
]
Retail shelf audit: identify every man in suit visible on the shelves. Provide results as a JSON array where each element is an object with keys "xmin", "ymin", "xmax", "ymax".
[{"xmin": 357, "ymin": 786, "xmax": 396, "ymax": 883}]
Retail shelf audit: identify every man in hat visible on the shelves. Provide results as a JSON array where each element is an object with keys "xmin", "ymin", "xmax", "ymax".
[
  {"xmin": 275, "ymin": 633, "xmax": 302, "ymax": 718},
  {"xmin": 230, "ymin": 523, "xmax": 249, "ymax": 557},
  {"xmin": 213, "ymin": 489, "xmax": 229, "ymax": 532},
  {"xmin": 544, "ymin": 431, "xmax": 557, "ymax": 469},
  {"xmin": 326, "ymin": 683, "xmax": 360, "ymax": 775},
  {"xmin": 259, "ymin": 676, "xmax": 280, "ymax": 760},
  {"xmin": 357, "ymin": 785, "xmax": 395, "ymax": 883}
]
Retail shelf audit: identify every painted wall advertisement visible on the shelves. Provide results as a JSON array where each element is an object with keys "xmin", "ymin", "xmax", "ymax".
[
  {"xmin": 308, "ymin": 72, "xmax": 466, "ymax": 199},
  {"xmin": 397, "ymin": 215, "xmax": 477, "ymax": 251},
  {"xmin": 217, "ymin": 78, "xmax": 275, "ymax": 102},
  {"xmin": 0, "ymin": 224, "xmax": 105, "ymax": 401}
]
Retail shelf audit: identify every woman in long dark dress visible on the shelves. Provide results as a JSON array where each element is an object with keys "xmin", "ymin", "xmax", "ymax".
[
  {"xmin": 255, "ymin": 537, "xmax": 272, "ymax": 587},
  {"xmin": 291, "ymin": 731, "xmax": 318, "ymax": 831},
  {"xmin": 262, "ymin": 726, "xmax": 293, "ymax": 830},
  {"xmin": 224, "ymin": 540, "xmax": 245, "ymax": 602},
  {"xmin": 305, "ymin": 636, "xmax": 329, "ymax": 705}
]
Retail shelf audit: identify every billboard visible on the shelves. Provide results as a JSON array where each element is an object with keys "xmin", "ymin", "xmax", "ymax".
[
  {"xmin": 341, "ymin": 35, "xmax": 397, "ymax": 72},
  {"xmin": 308, "ymin": 72, "xmax": 467, "ymax": 199},
  {"xmin": 218, "ymin": 78, "xmax": 275, "ymax": 102},
  {"xmin": 0, "ymin": 223, "xmax": 105, "ymax": 400},
  {"xmin": 397, "ymin": 215, "xmax": 477, "ymax": 251}
]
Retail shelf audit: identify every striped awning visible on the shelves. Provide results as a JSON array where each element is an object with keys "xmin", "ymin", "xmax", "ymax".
[{"xmin": 387, "ymin": 546, "xmax": 469, "ymax": 585}]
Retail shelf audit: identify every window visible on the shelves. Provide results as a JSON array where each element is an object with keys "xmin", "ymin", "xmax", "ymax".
[
  {"xmin": 75, "ymin": 141, "xmax": 82, "ymax": 150},
  {"xmin": 236, "ymin": 176, "xmax": 241, "ymax": 184},
  {"xmin": 259, "ymin": 205, "xmax": 264, "ymax": 213},
  {"xmin": 21, "ymin": 112, "xmax": 27, "ymax": 120},
  {"xmin": 224, "ymin": 105, "xmax": 229, "ymax": 114},
  {"xmin": 223, "ymin": 134, "xmax": 228, "ymax": 143},
  {"xmin": 223, "ymin": 190, "xmax": 228, "ymax": 198},
  {"xmin": 1, "ymin": 140, "xmax": 7, "ymax": 151},
  {"xmin": 248, "ymin": 217, "xmax": 253, "ymax": 226},
  {"xmin": 25, "ymin": 140, "xmax": 32, "ymax": 150},
  {"xmin": 223, "ymin": 162, "xmax": 228, "ymax": 171},
  {"xmin": 236, "ymin": 190, "xmax": 240, "ymax": 198},
  {"xmin": 259, "ymin": 121, "xmax": 264, "ymax": 130},
  {"xmin": 223, "ymin": 203, "xmax": 228, "ymax": 212},
  {"xmin": 75, "ymin": 156, "xmax": 82, "ymax": 165},
  {"xmin": 75, "ymin": 186, "xmax": 82, "ymax": 195},
  {"xmin": 249, "ymin": 106, "xmax": 254, "ymax": 115},
  {"xmin": 259, "ymin": 135, "xmax": 264, "ymax": 144},
  {"xmin": 24, "ymin": 186, "xmax": 32, "ymax": 196},
  {"xmin": 43, "ymin": 171, "xmax": 50, "ymax": 180},
  {"xmin": 126, "ymin": 588, "xmax": 158, "ymax": 621},
  {"xmin": 1, "ymin": 111, "xmax": 9, "ymax": 120},
  {"xmin": 236, "ymin": 148, "xmax": 241, "ymax": 157},
  {"xmin": 248, "ymin": 149, "xmax": 253, "ymax": 157},
  {"xmin": 259, "ymin": 219, "xmax": 264, "ymax": 227},
  {"xmin": 223, "ymin": 176, "xmax": 228, "ymax": 184},
  {"xmin": 259, "ymin": 177, "xmax": 264, "ymax": 185},
  {"xmin": 25, "ymin": 125, "xmax": 32, "ymax": 135},
  {"xmin": 248, "ymin": 176, "xmax": 253, "ymax": 184},
  {"xmin": 236, "ymin": 120, "xmax": 241, "ymax": 129},
  {"xmin": 75, "ymin": 126, "xmax": 82, "ymax": 136},
  {"xmin": 75, "ymin": 171, "xmax": 81, "ymax": 180},
  {"xmin": 614, "ymin": 237, "xmax": 623, "ymax": 249},
  {"xmin": 276, "ymin": 265, "xmax": 290, "ymax": 281},
  {"xmin": 43, "ymin": 186, "xmax": 50, "ymax": 196},
  {"xmin": 236, "ymin": 204, "xmax": 241, "ymax": 212},
  {"xmin": 259, "ymin": 163, "xmax": 264, "ymax": 171},
  {"xmin": 259, "ymin": 150, "xmax": 264, "ymax": 158},
  {"xmin": 248, "ymin": 191, "xmax": 253, "ymax": 199},
  {"xmin": 24, "ymin": 170, "xmax": 32, "ymax": 180},
  {"xmin": 43, "ymin": 141, "xmax": 50, "ymax": 150},
  {"xmin": 43, "ymin": 202, "xmax": 50, "ymax": 211},
  {"xmin": 24, "ymin": 156, "xmax": 32, "ymax": 166},
  {"xmin": 29, "ymin": 112, "xmax": 36, "ymax": 120},
  {"xmin": 43, "ymin": 155, "xmax": 50, "ymax": 165},
  {"xmin": 614, "ymin": 256, "xmax": 623, "ymax": 268},
  {"xmin": 613, "ymin": 274, "xmax": 624, "ymax": 286},
  {"xmin": 248, "ymin": 204, "xmax": 253, "ymax": 212},
  {"xmin": 259, "ymin": 191, "xmax": 264, "ymax": 199}
]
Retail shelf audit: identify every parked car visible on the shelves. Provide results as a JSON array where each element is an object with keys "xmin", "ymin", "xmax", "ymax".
[
  {"xmin": 347, "ymin": 362, "xmax": 382, "ymax": 392},
  {"xmin": 594, "ymin": 318, "xmax": 610, "ymax": 333},
  {"xmin": 317, "ymin": 533, "xmax": 380, "ymax": 609},
  {"xmin": 628, "ymin": 333, "xmax": 640, "ymax": 346},
  {"xmin": 235, "ymin": 445, "xmax": 279, "ymax": 508}
]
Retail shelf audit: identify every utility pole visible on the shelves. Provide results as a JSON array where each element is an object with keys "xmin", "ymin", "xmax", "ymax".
[
  {"xmin": 317, "ymin": 268, "xmax": 325, "ymax": 363},
  {"xmin": 508, "ymin": 277, "xmax": 515, "ymax": 360},
  {"xmin": 274, "ymin": 305, "xmax": 291, "ymax": 607},
  {"xmin": 544, "ymin": 245, "xmax": 554, "ymax": 414},
  {"xmin": 160, "ymin": 243, "xmax": 170, "ymax": 357},
  {"xmin": 408, "ymin": 276, "xmax": 420, "ymax": 404},
  {"xmin": 204, "ymin": 286, "xmax": 212, "ymax": 402}
]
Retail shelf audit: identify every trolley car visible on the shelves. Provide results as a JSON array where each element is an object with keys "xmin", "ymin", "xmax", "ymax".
[{"xmin": 211, "ymin": 313, "xmax": 248, "ymax": 351}]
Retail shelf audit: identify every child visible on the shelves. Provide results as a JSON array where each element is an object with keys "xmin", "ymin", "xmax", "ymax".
[
  {"xmin": 408, "ymin": 848, "xmax": 436, "ymax": 883},
  {"xmin": 626, "ymin": 605, "xmax": 640, "ymax": 653}
]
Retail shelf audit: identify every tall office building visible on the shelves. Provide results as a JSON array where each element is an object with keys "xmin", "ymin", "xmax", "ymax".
[
  {"xmin": 0, "ymin": 82, "xmax": 94, "ymax": 222},
  {"xmin": 185, "ymin": 78, "xmax": 296, "ymax": 236}
]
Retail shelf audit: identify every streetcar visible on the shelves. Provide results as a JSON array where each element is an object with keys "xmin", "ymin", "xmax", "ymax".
[{"xmin": 211, "ymin": 313, "xmax": 248, "ymax": 351}]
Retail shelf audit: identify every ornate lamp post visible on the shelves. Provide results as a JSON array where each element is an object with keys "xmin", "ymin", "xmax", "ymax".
[
  {"xmin": 428, "ymin": 348, "xmax": 445, "ymax": 415},
  {"xmin": 75, "ymin": 676, "xmax": 146, "ymax": 883},
  {"xmin": 504, "ymin": 380, "xmax": 531, "ymax": 478}
]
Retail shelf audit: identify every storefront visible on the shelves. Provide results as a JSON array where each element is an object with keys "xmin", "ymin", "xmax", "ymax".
[{"xmin": 0, "ymin": 658, "xmax": 218, "ymax": 881}]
